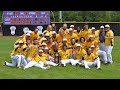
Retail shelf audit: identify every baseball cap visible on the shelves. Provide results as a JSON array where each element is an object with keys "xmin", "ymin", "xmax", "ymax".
[
  {"xmin": 105, "ymin": 24, "xmax": 110, "ymax": 28},
  {"xmin": 45, "ymin": 33, "xmax": 50, "ymax": 36},
  {"xmin": 100, "ymin": 26, "xmax": 104, "ymax": 29},
  {"xmin": 76, "ymin": 43, "xmax": 80, "ymax": 47},
  {"xmin": 26, "ymin": 33, "xmax": 30, "ymax": 36},
  {"xmin": 44, "ymin": 47, "xmax": 49, "ymax": 50},
  {"xmin": 63, "ymin": 38, "xmax": 67, "ymax": 41},
  {"xmin": 70, "ymin": 25, "xmax": 74, "ymax": 28},
  {"xmin": 63, "ymin": 24, "xmax": 67, "ymax": 27},
  {"xmin": 19, "ymin": 40, "xmax": 24, "ymax": 44},
  {"xmin": 89, "ymin": 35, "xmax": 93, "ymax": 38},
  {"xmin": 42, "ymin": 37, "xmax": 47, "ymax": 41},
  {"xmin": 52, "ymin": 31, "xmax": 56, "ymax": 34},
  {"xmin": 91, "ymin": 27, "xmax": 95, "ymax": 30},
  {"xmin": 69, "ymin": 28, "xmax": 73, "ymax": 31},
  {"xmin": 38, "ymin": 49, "xmax": 43, "ymax": 52},
  {"xmin": 42, "ymin": 42, "xmax": 47, "ymax": 46},
  {"xmin": 91, "ymin": 45, "xmax": 95, "ymax": 48},
  {"xmin": 52, "ymin": 42, "xmax": 56, "ymax": 46}
]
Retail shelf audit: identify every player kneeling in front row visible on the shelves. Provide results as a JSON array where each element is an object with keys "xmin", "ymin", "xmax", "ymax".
[
  {"xmin": 71, "ymin": 43, "xmax": 86, "ymax": 66},
  {"xmin": 43, "ymin": 47, "xmax": 58, "ymax": 66},
  {"xmin": 4, "ymin": 40, "xmax": 27, "ymax": 68},
  {"xmin": 23, "ymin": 49, "xmax": 50, "ymax": 70},
  {"xmin": 58, "ymin": 45, "xmax": 74, "ymax": 67},
  {"xmin": 83, "ymin": 47, "xmax": 101, "ymax": 70}
]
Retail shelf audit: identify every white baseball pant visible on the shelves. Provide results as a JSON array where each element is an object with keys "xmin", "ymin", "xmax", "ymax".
[
  {"xmin": 105, "ymin": 46, "xmax": 113, "ymax": 64},
  {"xmin": 61, "ymin": 59, "xmax": 74, "ymax": 66},
  {"xmin": 6, "ymin": 55, "xmax": 22, "ymax": 67},
  {"xmin": 46, "ymin": 61, "xmax": 58, "ymax": 66},
  {"xmin": 97, "ymin": 50, "xmax": 107, "ymax": 63},
  {"xmin": 70, "ymin": 59, "xmax": 83, "ymax": 66},
  {"xmin": 24, "ymin": 61, "xmax": 46, "ymax": 69},
  {"xmin": 83, "ymin": 57, "xmax": 101, "ymax": 69},
  {"xmin": 99, "ymin": 43, "xmax": 105, "ymax": 51}
]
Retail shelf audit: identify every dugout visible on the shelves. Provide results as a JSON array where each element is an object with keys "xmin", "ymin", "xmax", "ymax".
[{"xmin": 1, "ymin": 22, "xmax": 120, "ymax": 36}]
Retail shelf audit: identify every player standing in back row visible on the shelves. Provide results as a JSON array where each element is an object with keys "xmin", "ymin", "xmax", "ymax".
[{"xmin": 104, "ymin": 24, "xmax": 114, "ymax": 64}]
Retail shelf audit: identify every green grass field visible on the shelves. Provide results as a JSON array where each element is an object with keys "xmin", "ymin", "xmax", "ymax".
[{"xmin": 0, "ymin": 37, "xmax": 120, "ymax": 79}]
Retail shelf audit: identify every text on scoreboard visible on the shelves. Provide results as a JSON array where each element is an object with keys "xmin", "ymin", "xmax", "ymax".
[{"xmin": 3, "ymin": 11, "xmax": 50, "ymax": 25}]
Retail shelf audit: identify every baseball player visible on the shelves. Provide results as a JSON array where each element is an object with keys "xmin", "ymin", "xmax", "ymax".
[
  {"xmin": 23, "ymin": 49, "xmax": 50, "ymax": 70},
  {"xmin": 71, "ymin": 43, "xmax": 86, "ymax": 66},
  {"xmin": 83, "ymin": 47, "xmax": 101, "ymax": 70},
  {"xmin": 4, "ymin": 40, "xmax": 27, "ymax": 68},
  {"xmin": 42, "ymin": 47, "xmax": 58, "ymax": 66},
  {"xmin": 104, "ymin": 24, "xmax": 114, "ymax": 64},
  {"xmin": 58, "ymin": 45, "xmax": 74, "ymax": 67}
]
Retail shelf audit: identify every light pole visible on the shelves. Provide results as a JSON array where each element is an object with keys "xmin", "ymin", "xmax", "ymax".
[{"xmin": 59, "ymin": 11, "xmax": 62, "ymax": 22}]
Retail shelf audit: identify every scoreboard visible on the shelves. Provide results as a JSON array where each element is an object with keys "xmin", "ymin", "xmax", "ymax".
[{"xmin": 3, "ymin": 11, "xmax": 50, "ymax": 25}]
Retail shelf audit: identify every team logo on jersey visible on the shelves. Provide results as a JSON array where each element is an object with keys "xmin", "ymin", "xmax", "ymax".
[{"xmin": 10, "ymin": 26, "xmax": 16, "ymax": 35}]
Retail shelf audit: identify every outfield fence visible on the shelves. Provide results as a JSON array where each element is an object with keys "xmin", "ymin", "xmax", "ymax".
[{"xmin": 1, "ymin": 22, "xmax": 120, "ymax": 36}]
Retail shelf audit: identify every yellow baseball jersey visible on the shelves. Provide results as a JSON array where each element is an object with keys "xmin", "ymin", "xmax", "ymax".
[
  {"xmin": 58, "ymin": 43, "xmax": 69, "ymax": 50},
  {"xmin": 23, "ymin": 44, "xmax": 34, "ymax": 57},
  {"xmin": 39, "ymin": 37, "xmax": 47, "ymax": 44},
  {"xmin": 47, "ymin": 43, "xmax": 53, "ymax": 50},
  {"xmin": 64, "ymin": 29, "xmax": 69, "ymax": 35},
  {"xmin": 56, "ymin": 34, "xmax": 64, "ymax": 43},
  {"xmin": 73, "ymin": 48, "xmax": 86, "ymax": 60},
  {"xmin": 67, "ymin": 43, "xmax": 76, "ymax": 50},
  {"xmin": 105, "ymin": 30, "xmax": 114, "ymax": 46},
  {"xmin": 58, "ymin": 28, "xmax": 69, "ymax": 35},
  {"xmin": 14, "ymin": 37, "xmax": 26, "ymax": 46},
  {"xmin": 10, "ymin": 44, "xmax": 27, "ymax": 56},
  {"xmin": 82, "ymin": 29, "xmax": 92, "ymax": 41},
  {"xmin": 26, "ymin": 45, "xmax": 38, "ymax": 58},
  {"xmin": 73, "ymin": 30, "xmax": 82, "ymax": 39},
  {"xmin": 42, "ymin": 30, "xmax": 52, "ymax": 37},
  {"xmin": 58, "ymin": 49, "xmax": 71, "ymax": 60},
  {"xmin": 49, "ymin": 49, "xmax": 55, "ymax": 58},
  {"xmin": 64, "ymin": 33, "xmax": 78, "ymax": 42},
  {"xmin": 30, "ymin": 31, "xmax": 40, "ymax": 42},
  {"xmin": 79, "ymin": 42, "xmax": 86, "ymax": 49},
  {"xmin": 42, "ymin": 53, "xmax": 49, "ymax": 61},
  {"xmin": 92, "ymin": 49, "xmax": 98, "ymax": 57},
  {"xmin": 32, "ymin": 54, "xmax": 47, "ymax": 64},
  {"xmin": 84, "ymin": 53, "xmax": 96, "ymax": 62},
  {"xmin": 49, "ymin": 49, "xmax": 59, "ymax": 58},
  {"xmin": 95, "ymin": 30, "xmax": 100, "ymax": 40},
  {"xmin": 84, "ymin": 40, "xmax": 99, "ymax": 49},
  {"xmin": 51, "ymin": 34, "xmax": 58, "ymax": 42}
]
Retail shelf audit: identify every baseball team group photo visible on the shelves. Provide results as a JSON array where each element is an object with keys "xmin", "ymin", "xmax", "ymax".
[{"xmin": 0, "ymin": 11, "xmax": 119, "ymax": 79}]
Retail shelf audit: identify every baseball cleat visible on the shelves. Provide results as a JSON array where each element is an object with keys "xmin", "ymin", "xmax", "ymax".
[
  {"xmin": 96, "ymin": 67, "xmax": 102, "ymax": 70},
  {"xmin": 3, "ymin": 61, "xmax": 7, "ymax": 66}
]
